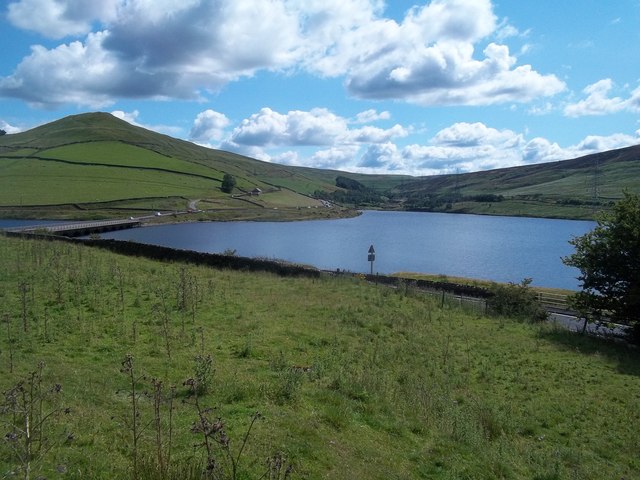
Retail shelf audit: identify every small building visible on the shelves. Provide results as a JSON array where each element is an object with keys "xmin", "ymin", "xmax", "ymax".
[{"xmin": 250, "ymin": 188, "xmax": 262, "ymax": 196}]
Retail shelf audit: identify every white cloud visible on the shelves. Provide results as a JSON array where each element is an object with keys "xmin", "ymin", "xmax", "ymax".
[
  {"xmin": 310, "ymin": 0, "xmax": 565, "ymax": 106},
  {"xmin": 392, "ymin": 124, "xmax": 638, "ymax": 175},
  {"xmin": 228, "ymin": 107, "xmax": 406, "ymax": 148},
  {"xmin": 432, "ymin": 122, "xmax": 522, "ymax": 148},
  {"xmin": 348, "ymin": 124, "xmax": 409, "ymax": 143},
  {"xmin": 1, "ymin": 0, "xmax": 304, "ymax": 107},
  {"xmin": 103, "ymin": 1, "xmax": 301, "ymax": 75},
  {"xmin": 521, "ymin": 137, "xmax": 567, "ymax": 164},
  {"xmin": 522, "ymin": 132, "xmax": 640, "ymax": 166},
  {"xmin": 0, "ymin": 31, "xmax": 186, "ymax": 108},
  {"xmin": 0, "ymin": 120, "xmax": 22, "ymax": 134},
  {"xmin": 527, "ymin": 102, "xmax": 555, "ymax": 116},
  {"xmin": 398, "ymin": 122, "xmax": 525, "ymax": 173},
  {"xmin": 359, "ymin": 142, "xmax": 402, "ymax": 170},
  {"xmin": 7, "ymin": 0, "xmax": 119, "ymax": 38},
  {"xmin": 564, "ymin": 79, "xmax": 627, "ymax": 117},
  {"xmin": 190, "ymin": 110, "xmax": 231, "ymax": 143},
  {"xmin": 111, "ymin": 109, "xmax": 183, "ymax": 136},
  {"xmin": 271, "ymin": 150, "xmax": 301, "ymax": 166},
  {"xmin": 111, "ymin": 109, "xmax": 141, "ymax": 125},
  {"xmin": 217, "ymin": 109, "xmax": 639, "ymax": 175},
  {"xmin": 308, "ymin": 145, "xmax": 362, "ymax": 170},
  {"xmin": 353, "ymin": 109, "xmax": 391, "ymax": 124},
  {"xmin": 229, "ymin": 108, "xmax": 347, "ymax": 147},
  {"xmin": 629, "ymin": 87, "xmax": 640, "ymax": 112},
  {"xmin": 573, "ymin": 133, "xmax": 640, "ymax": 153},
  {"xmin": 1, "ymin": 0, "xmax": 565, "ymax": 108}
]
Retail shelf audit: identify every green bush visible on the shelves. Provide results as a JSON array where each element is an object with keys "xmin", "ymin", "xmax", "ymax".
[{"xmin": 487, "ymin": 278, "xmax": 548, "ymax": 322}]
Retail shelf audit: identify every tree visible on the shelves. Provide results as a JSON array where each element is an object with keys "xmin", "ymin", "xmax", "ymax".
[
  {"xmin": 221, "ymin": 173, "xmax": 236, "ymax": 193},
  {"xmin": 563, "ymin": 192, "xmax": 640, "ymax": 338},
  {"xmin": 0, "ymin": 129, "xmax": 6, "ymax": 136}
]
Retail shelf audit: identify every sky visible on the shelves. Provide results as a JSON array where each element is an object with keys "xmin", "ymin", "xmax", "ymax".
[{"xmin": 1, "ymin": 0, "xmax": 640, "ymax": 176}]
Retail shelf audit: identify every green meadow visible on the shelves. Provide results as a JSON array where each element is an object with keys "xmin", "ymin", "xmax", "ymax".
[
  {"xmin": 0, "ymin": 113, "xmax": 351, "ymax": 220},
  {"xmin": 1, "ymin": 235, "xmax": 639, "ymax": 479}
]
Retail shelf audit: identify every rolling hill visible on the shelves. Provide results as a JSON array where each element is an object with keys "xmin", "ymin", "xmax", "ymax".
[
  {"xmin": 387, "ymin": 144, "xmax": 640, "ymax": 219},
  {"xmin": 0, "ymin": 112, "xmax": 638, "ymax": 220},
  {"xmin": 0, "ymin": 112, "xmax": 387, "ymax": 220}
]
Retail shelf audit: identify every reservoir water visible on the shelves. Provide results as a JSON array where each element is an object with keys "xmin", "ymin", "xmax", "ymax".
[{"xmin": 76, "ymin": 211, "xmax": 594, "ymax": 290}]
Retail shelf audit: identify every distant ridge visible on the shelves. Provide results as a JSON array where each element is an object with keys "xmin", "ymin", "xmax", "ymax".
[{"xmin": 1, "ymin": 112, "xmax": 638, "ymax": 220}]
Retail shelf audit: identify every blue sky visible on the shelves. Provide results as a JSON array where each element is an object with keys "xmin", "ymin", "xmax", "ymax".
[{"xmin": 1, "ymin": 0, "xmax": 639, "ymax": 175}]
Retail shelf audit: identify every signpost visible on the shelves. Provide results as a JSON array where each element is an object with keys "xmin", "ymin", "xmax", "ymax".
[{"xmin": 368, "ymin": 245, "xmax": 375, "ymax": 275}]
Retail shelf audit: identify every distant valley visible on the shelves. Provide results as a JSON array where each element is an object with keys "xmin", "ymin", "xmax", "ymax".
[{"xmin": 1, "ymin": 112, "xmax": 638, "ymax": 221}]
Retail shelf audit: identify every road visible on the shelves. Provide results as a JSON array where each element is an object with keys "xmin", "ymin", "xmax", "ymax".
[{"xmin": 548, "ymin": 311, "xmax": 631, "ymax": 339}]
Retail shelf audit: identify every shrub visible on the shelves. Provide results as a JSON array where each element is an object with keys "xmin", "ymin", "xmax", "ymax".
[{"xmin": 486, "ymin": 278, "xmax": 548, "ymax": 322}]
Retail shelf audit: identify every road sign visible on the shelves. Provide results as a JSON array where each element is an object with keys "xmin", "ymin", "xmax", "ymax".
[{"xmin": 368, "ymin": 245, "xmax": 375, "ymax": 273}]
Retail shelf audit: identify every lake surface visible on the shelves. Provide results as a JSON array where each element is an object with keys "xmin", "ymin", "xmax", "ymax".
[{"xmin": 84, "ymin": 211, "xmax": 594, "ymax": 290}]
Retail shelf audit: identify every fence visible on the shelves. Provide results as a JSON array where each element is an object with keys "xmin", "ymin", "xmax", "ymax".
[{"xmin": 536, "ymin": 291, "xmax": 569, "ymax": 311}]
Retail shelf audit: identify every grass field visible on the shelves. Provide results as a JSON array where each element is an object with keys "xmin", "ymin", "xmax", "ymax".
[
  {"xmin": 0, "ymin": 113, "xmax": 350, "ymax": 219},
  {"xmin": 0, "ymin": 157, "xmax": 218, "ymax": 205},
  {"xmin": 1, "ymin": 234, "xmax": 639, "ymax": 479},
  {"xmin": 39, "ymin": 142, "xmax": 225, "ymax": 179}
]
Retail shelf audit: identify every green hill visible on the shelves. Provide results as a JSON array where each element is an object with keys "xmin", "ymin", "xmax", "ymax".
[
  {"xmin": 1, "ymin": 112, "xmax": 638, "ymax": 220},
  {"xmin": 385, "ymin": 145, "xmax": 640, "ymax": 219},
  {"xmin": 0, "ymin": 112, "xmax": 383, "ymax": 220}
]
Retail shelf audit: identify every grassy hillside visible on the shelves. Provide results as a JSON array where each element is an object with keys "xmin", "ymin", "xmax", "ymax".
[
  {"xmin": 1, "ymin": 234, "xmax": 639, "ymax": 479},
  {"xmin": 388, "ymin": 145, "xmax": 640, "ymax": 219},
  {"xmin": 1, "ymin": 112, "xmax": 638, "ymax": 220},
  {"xmin": 0, "ymin": 113, "xmax": 370, "ymax": 220}
]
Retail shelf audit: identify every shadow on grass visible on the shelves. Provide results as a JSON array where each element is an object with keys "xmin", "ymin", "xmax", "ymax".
[{"xmin": 537, "ymin": 325, "xmax": 640, "ymax": 377}]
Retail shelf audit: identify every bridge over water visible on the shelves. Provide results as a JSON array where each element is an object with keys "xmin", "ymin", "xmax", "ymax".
[{"xmin": 4, "ymin": 218, "xmax": 141, "ymax": 237}]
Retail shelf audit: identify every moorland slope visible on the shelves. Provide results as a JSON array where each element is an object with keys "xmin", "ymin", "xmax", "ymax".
[{"xmin": 1, "ymin": 112, "xmax": 638, "ymax": 220}]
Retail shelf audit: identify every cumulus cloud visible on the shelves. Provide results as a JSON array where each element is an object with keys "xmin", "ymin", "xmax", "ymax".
[
  {"xmin": 190, "ymin": 110, "xmax": 231, "ymax": 143},
  {"xmin": 397, "ymin": 122, "xmax": 525, "ymax": 173},
  {"xmin": 1, "ymin": 32, "xmax": 118, "ymax": 108},
  {"xmin": 0, "ymin": 120, "xmax": 22, "ymax": 134},
  {"xmin": 521, "ymin": 137, "xmax": 567, "ymax": 164},
  {"xmin": 432, "ymin": 122, "xmax": 522, "ymax": 148},
  {"xmin": 573, "ymin": 133, "xmax": 640, "ymax": 153},
  {"xmin": 359, "ymin": 142, "xmax": 402, "ymax": 169},
  {"xmin": 214, "ymin": 104, "xmax": 639, "ymax": 175},
  {"xmin": 564, "ymin": 79, "xmax": 628, "ymax": 117},
  {"xmin": 111, "ymin": 109, "xmax": 141, "ymax": 125},
  {"xmin": 228, "ymin": 107, "xmax": 406, "ymax": 148},
  {"xmin": 7, "ymin": 0, "xmax": 119, "ymax": 38},
  {"xmin": 353, "ymin": 109, "xmax": 391, "ymax": 124},
  {"xmin": 219, "ymin": 106, "xmax": 409, "ymax": 171},
  {"xmin": 307, "ymin": 146, "xmax": 362, "ymax": 170},
  {"xmin": 1, "ymin": 0, "xmax": 303, "ymax": 107},
  {"xmin": 311, "ymin": 0, "xmax": 565, "ymax": 105},
  {"xmin": 0, "ymin": 31, "xmax": 195, "ymax": 108},
  {"xmin": 393, "ymin": 124, "xmax": 637, "ymax": 175},
  {"xmin": 229, "ymin": 108, "xmax": 345, "ymax": 147},
  {"xmin": 348, "ymin": 124, "xmax": 409, "ymax": 143},
  {"xmin": 1, "ymin": 0, "xmax": 565, "ymax": 108},
  {"xmin": 111, "ymin": 109, "xmax": 183, "ymax": 136},
  {"xmin": 520, "ymin": 132, "xmax": 640, "ymax": 168}
]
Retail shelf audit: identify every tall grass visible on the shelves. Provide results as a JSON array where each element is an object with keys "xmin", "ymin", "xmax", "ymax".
[{"xmin": 0, "ymin": 235, "xmax": 639, "ymax": 479}]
